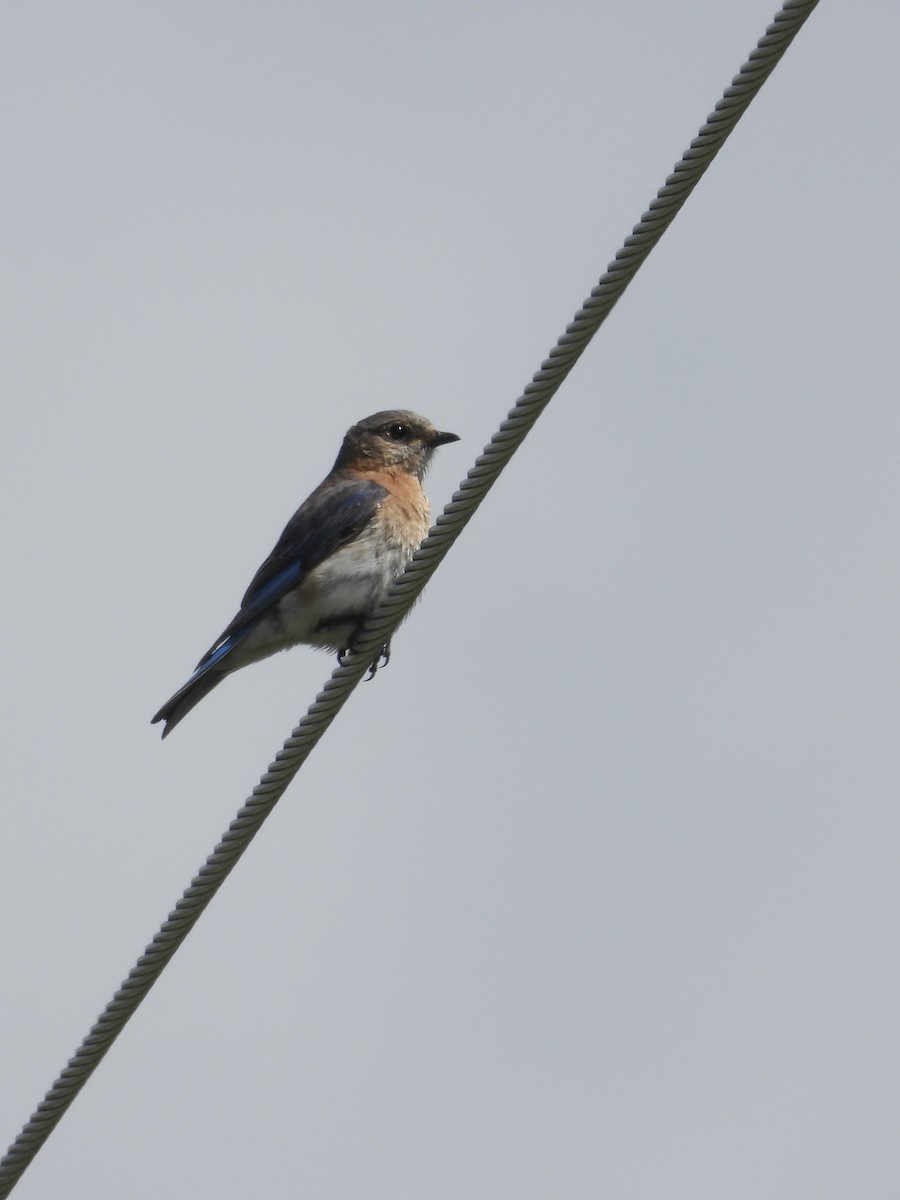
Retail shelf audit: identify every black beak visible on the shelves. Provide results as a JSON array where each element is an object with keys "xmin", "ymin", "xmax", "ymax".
[{"xmin": 428, "ymin": 430, "xmax": 460, "ymax": 447}]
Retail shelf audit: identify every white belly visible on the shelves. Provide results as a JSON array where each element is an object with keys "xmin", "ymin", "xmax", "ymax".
[{"xmin": 240, "ymin": 521, "xmax": 424, "ymax": 661}]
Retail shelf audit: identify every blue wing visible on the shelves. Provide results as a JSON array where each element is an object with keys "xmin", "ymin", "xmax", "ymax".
[
  {"xmin": 151, "ymin": 475, "xmax": 386, "ymax": 736},
  {"xmin": 196, "ymin": 474, "xmax": 388, "ymax": 671}
]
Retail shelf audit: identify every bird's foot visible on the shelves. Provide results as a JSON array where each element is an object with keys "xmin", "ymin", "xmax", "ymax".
[
  {"xmin": 337, "ymin": 642, "xmax": 391, "ymax": 679},
  {"xmin": 365, "ymin": 642, "xmax": 391, "ymax": 680}
]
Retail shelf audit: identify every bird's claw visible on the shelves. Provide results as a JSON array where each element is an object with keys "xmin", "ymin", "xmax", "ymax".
[
  {"xmin": 365, "ymin": 643, "xmax": 391, "ymax": 680},
  {"xmin": 337, "ymin": 642, "xmax": 391, "ymax": 679}
]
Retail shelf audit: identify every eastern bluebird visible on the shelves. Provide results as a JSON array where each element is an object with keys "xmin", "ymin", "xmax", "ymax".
[{"xmin": 152, "ymin": 410, "xmax": 459, "ymax": 737}]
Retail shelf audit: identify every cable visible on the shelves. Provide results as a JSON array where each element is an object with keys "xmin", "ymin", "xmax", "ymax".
[{"xmin": 0, "ymin": 2, "xmax": 819, "ymax": 1193}]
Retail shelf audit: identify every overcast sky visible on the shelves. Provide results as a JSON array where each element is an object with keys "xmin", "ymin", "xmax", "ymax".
[{"xmin": 3, "ymin": 2, "xmax": 900, "ymax": 1197}]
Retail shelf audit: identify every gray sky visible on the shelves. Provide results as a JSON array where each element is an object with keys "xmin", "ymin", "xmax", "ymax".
[{"xmin": 3, "ymin": 2, "xmax": 900, "ymax": 1197}]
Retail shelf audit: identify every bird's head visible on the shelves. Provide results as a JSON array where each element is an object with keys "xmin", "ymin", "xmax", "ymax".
[{"xmin": 336, "ymin": 410, "xmax": 460, "ymax": 479}]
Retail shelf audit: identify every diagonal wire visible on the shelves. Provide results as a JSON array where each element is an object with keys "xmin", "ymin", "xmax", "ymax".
[{"xmin": 0, "ymin": 1, "xmax": 819, "ymax": 1194}]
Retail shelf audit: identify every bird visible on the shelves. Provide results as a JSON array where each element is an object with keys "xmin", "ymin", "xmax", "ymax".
[{"xmin": 152, "ymin": 410, "xmax": 459, "ymax": 737}]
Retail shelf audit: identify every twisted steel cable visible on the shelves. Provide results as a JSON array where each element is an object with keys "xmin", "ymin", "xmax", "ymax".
[{"xmin": 0, "ymin": 1, "xmax": 819, "ymax": 1193}]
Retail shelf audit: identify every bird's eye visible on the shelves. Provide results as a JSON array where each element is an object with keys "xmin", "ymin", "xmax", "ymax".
[{"xmin": 383, "ymin": 422, "xmax": 410, "ymax": 441}]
